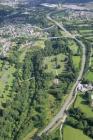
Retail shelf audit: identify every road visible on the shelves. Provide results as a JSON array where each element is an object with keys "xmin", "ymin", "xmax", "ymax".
[
  {"xmin": 41, "ymin": 25, "xmax": 55, "ymax": 31},
  {"xmin": 47, "ymin": 12, "xmax": 74, "ymax": 38},
  {"xmin": 38, "ymin": 10, "xmax": 86, "ymax": 136},
  {"xmin": 39, "ymin": 36, "xmax": 66, "ymax": 40}
]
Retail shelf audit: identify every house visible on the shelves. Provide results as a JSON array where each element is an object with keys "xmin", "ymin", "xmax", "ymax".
[
  {"xmin": 77, "ymin": 83, "xmax": 93, "ymax": 93},
  {"xmin": 53, "ymin": 78, "xmax": 59, "ymax": 85}
]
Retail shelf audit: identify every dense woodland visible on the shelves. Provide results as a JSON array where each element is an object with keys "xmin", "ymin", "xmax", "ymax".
[{"xmin": 0, "ymin": 33, "xmax": 78, "ymax": 139}]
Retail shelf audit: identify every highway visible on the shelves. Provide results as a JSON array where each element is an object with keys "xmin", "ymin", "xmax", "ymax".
[
  {"xmin": 38, "ymin": 10, "xmax": 86, "ymax": 136},
  {"xmin": 47, "ymin": 12, "xmax": 74, "ymax": 38}
]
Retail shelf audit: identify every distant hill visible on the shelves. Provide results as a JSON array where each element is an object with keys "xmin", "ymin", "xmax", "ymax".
[
  {"xmin": 0, "ymin": 0, "xmax": 93, "ymax": 3},
  {"xmin": 0, "ymin": 0, "xmax": 93, "ymax": 7},
  {"xmin": 42, "ymin": 0, "xmax": 93, "ymax": 3}
]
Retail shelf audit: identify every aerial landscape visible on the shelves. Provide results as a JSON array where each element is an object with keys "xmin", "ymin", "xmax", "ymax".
[{"xmin": 0, "ymin": 0, "xmax": 93, "ymax": 140}]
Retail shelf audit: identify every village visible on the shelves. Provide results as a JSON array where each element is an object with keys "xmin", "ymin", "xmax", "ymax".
[
  {"xmin": 67, "ymin": 10, "xmax": 93, "ymax": 21},
  {"xmin": 0, "ymin": 24, "xmax": 44, "ymax": 38},
  {"xmin": 0, "ymin": 24, "xmax": 46, "ymax": 57}
]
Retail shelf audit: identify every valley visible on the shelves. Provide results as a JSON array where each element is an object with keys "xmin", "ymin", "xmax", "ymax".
[{"xmin": 0, "ymin": 1, "xmax": 93, "ymax": 140}]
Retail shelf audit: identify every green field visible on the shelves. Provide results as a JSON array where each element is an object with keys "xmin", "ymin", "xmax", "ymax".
[
  {"xmin": 85, "ymin": 71, "xmax": 93, "ymax": 82},
  {"xmin": 74, "ymin": 93, "xmax": 93, "ymax": 118},
  {"xmin": 79, "ymin": 29, "xmax": 93, "ymax": 34},
  {"xmin": 72, "ymin": 56, "xmax": 81, "ymax": 70},
  {"xmin": 84, "ymin": 46, "xmax": 93, "ymax": 81},
  {"xmin": 79, "ymin": 29, "xmax": 93, "ymax": 43},
  {"xmin": 33, "ymin": 40, "xmax": 45, "ymax": 49},
  {"xmin": 91, "ymin": 56, "xmax": 93, "ymax": 66},
  {"xmin": 63, "ymin": 125, "xmax": 91, "ymax": 140},
  {"xmin": 44, "ymin": 53, "xmax": 66, "ymax": 75}
]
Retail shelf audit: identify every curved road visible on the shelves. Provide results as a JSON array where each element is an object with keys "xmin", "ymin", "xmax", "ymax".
[{"xmin": 39, "ymin": 10, "xmax": 86, "ymax": 136}]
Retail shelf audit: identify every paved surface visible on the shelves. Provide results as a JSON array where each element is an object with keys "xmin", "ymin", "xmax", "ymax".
[{"xmin": 38, "ymin": 10, "xmax": 86, "ymax": 136}]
